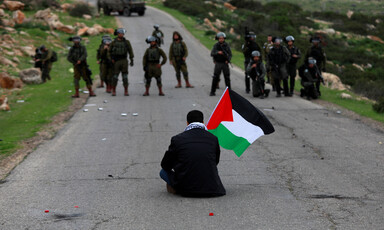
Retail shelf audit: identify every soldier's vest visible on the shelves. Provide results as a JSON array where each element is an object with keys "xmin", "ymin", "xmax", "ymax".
[
  {"xmin": 172, "ymin": 42, "xmax": 184, "ymax": 57},
  {"xmin": 309, "ymin": 47, "xmax": 323, "ymax": 64},
  {"xmin": 111, "ymin": 40, "xmax": 128, "ymax": 56},
  {"xmin": 147, "ymin": 48, "xmax": 160, "ymax": 62},
  {"xmin": 71, "ymin": 45, "xmax": 85, "ymax": 61}
]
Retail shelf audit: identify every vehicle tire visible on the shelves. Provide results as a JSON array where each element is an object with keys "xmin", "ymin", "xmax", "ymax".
[
  {"xmin": 123, "ymin": 8, "xmax": 130, "ymax": 16},
  {"xmin": 138, "ymin": 11, "xmax": 145, "ymax": 16},
  {"xmin": 104, "ymin": 7, "xmax": 110, "ymax": 16}
]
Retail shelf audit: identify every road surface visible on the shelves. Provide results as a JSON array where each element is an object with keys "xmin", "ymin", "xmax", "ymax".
[{"xmin": 0, "ymin": 6, "xmax": 383, "ymax": 230}]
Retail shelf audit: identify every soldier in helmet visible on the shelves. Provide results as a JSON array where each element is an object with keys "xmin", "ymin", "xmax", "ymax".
[
  {"xmin": 210, "ymin": 32, "xmax": 232, "ymax": 96},
  {"xmin": 67, "ymin": 36, "xmax": 96, "ymax": 98},
  {"xmin": 152, "ymin": 24, "xmax": 164, "ymax": 47},
  {"xmin": 169, "ymin": 31, "xmax": 193, "ymax": 88},
  {"xmin": 285, "ymin": 35, "xmax": 301, "ymax": 96},
  {"xmin": 247, "ymin": 51, "xmax": 270, "ymax": 99},
  {"xmin": 142, "ymin": 36, "xmax": 167, "ymax": 96},
  {"xmin": 99, "ymin": 37, "xmax": 114, "ymax": 94},
  {"xmin": 39, "ymin": 45, "xmax": 54, "ymax": 83},
  {"xmin": 97, "ymin": 35, "xmax": 111, "ymax": 90},
  {"xmin": 242, "ymin": 31, "xmax": 261, "ymax": 94},
  {"xmin": 267, "ymin": 37, "xmax": 291, "ymax": 97},
  {"xmin": 109, "ymin": 28, "xmax": 134, "ymax": 96},
  {"xmin": 305, "ymin": 36, "xmax": 326, "ymax": 96},
  {"xmin": 298, "ymin": 57, "xmax": 323, "ymax": 100},
  {"xmin": 263, "ymin": 35, "xmax": 274, "ymax": 90}
]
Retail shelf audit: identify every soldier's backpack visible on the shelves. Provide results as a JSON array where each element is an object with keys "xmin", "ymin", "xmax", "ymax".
[{"xmin": 50, "ymin": 51, "xmax": 58, "ymax": 62}]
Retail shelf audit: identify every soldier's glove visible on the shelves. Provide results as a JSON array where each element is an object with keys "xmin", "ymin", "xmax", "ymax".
[{"xmin": 130, "ymin": 60, "xmax": 134, "ymax": 67}]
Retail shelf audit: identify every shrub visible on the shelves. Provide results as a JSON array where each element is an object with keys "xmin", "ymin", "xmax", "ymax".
[
  {"xmin": 373, "ymin": 98, "xmax": 384, "ymax": 113},
  {"xmin": 69, "ymin": 2, "xmax": 94, "ymax": 17},
  {"xmin": 20, "ymin": 0, "xmax": 60, "ymax": 10},
  {"xmin": 14, "ymin": 21, "xmax": 50, "ymax": 31}
]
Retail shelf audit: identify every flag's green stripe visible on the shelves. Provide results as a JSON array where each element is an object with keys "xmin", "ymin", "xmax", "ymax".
[{"xmin": 209, "ymin": 124, "xmax": 251, "ymax": 157}]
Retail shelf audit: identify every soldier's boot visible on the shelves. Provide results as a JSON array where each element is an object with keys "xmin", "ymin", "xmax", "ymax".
[
  {"xmin": 175, "ymin": 79, "xmax": 182, "ymax": 88},
  {"xmin": 71, "ymin": 88, "xmax": 80, "ymax": 98},
  {"xmin": 105, "ymin": 84, "xmax": 109, "ymax": 93},
  {"xmin": 98, "ymin": 81, "xmax": 104, "ymax": 88},
  {"xmin": 124, "ymin": 86, "xmax": 129, "ymax": 96},
  {"xmin": 143, "ymin": 86, "xmax": 150, "ymax": 96},
  {"xmin": 88, "ymin": 87, "xmax": 96, "ymax": 97},
  {"xmin": 185, "ymin": 80, "xmax": 194, "ymax": 88},
  {"xmin": 158, "ymin": 86, "xmax": 165, "ymax": 96},
  {"xmin": 112, "ymin": 86, "xmax": 116, "ymax": 96}
]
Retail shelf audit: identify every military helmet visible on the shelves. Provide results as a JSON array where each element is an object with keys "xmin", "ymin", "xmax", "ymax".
[
  {"xmin": 103, "ymin": 38, "xmax": 112, "ymax": 44},
  {"xmin": 251, "ymin": 51, "xmax": 261, "ymax": 57},
  {"xmin": 102, "ymin": 35, "xmax": 111, "ymax": 40},
  {"xmin": 39, "ymin": 45, "xmax": 46, "ymax": 50},
  {"xmin": 154, "ymin": 24, "xmax": 160, "ymax": 29},
  {"xmin": 308, "ymin": 57, "xmax": 317, "ymax": 64},
  {"xmin": 285, "ymin": 35, "xmax": 294, "ymax": 42},
  {"xmin": 272, "ymin": 37, "xmax": 282, "ymax": 43},
  {"xmin": 69, "ymin": 36, "xmax": 82, "ymax": 42},
  {"xmin": 114, "ymin": 28, "xmax": 126, "ymax": 35},
  {"xmin": 216, "ymin": 32, "xmax": 226, "ymax": 39},
  {"xmin": 246, "ymin": 31, "xmax": 257, "ymax": 40},
  {"xmin": 146, "ymin": 36, "xmax": 157, "ymax": 43},
  {"xmin": 310, "ymin": 36, "xmax": 321, "ymax": 43}
]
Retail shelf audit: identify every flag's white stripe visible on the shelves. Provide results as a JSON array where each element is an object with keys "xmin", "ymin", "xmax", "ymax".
[{"xmin": 221, "ymin": 110, "xmax": 264, "ymax": 144}]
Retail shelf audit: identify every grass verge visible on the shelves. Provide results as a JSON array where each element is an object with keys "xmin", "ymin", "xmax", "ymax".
[
  {"xmin": 148, "ymin": 2, "xmax": 384, "ymax": 123},
  {"xmin": 0, "ymin": 11, "xmax": 117, "ymax": 158}
]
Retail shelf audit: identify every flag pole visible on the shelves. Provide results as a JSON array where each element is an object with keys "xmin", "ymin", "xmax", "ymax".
[{"xmin": 206, "ymin": 87, "xmax": 229, "ymax": 127}]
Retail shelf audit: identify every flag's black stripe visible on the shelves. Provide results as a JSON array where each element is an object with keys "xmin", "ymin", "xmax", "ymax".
[{"xmin": 228, "ymin": 89, "xmax": 275, "ymax": 135}]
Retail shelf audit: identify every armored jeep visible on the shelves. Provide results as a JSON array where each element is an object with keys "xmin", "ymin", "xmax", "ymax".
[{"xmin": 97, "ymin": 0, "xmax": 146, "ymax": 16}]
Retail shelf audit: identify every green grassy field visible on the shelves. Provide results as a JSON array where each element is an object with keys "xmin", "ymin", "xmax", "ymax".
[
  {"xmin": 0, "ymin": 10, "xmax": 117, "ymax": 158},
  {"xmin": 148, "ymin": 2, "xmax": 383, "ymax": 123}
]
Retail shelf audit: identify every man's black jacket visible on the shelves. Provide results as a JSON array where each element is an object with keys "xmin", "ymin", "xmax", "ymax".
[{"xmin": 161, "ymin": 128, "xmax": 226, "ymax": 197}]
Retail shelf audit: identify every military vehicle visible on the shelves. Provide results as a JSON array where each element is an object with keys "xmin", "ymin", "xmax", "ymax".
[{"xmin": 97, "ymin": 0, "xmax": 146, "ymax": 16}]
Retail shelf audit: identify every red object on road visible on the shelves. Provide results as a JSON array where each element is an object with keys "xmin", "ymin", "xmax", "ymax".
[
  {"xmin": 44, "ymin": 210, "xmax": 49, "ymax": 213},
  {"xmin": 74, "ymin": 206, "xmax": 79, "ymax": 208},
  {"xmin": 209, "ymin": 212, "xmax": 214, "ymax": 216}
]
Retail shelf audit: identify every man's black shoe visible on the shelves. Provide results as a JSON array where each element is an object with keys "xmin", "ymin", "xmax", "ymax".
[{"xmin": 210, "ymin": 92, "xmax": 215, "ymax": 96}]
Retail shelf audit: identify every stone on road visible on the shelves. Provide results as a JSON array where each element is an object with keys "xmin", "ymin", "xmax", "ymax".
[{"xmin": 0, "ymin": 6, "xmax": 383, "ymax": 230}]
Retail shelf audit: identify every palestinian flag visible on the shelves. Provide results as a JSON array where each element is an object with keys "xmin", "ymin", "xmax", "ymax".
[{"xmin": 206, "ymin": 88, "xmax": 275, "ymax": 157}]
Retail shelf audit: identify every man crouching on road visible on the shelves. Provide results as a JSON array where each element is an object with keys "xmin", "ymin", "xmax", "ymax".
[{"xmin": 160, "ymin": 110, "xmax": 226, "ymax": 197}]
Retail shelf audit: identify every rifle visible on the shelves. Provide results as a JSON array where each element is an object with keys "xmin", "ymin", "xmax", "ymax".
[
  {"xmin": 244, "ymin": 27, "xmax": 250, "ymax": 42},
  {"xmin": 314, "ymin": 65, "xmax": 325, "ymax": 85},
  {"xmin": 218, "ymin": 43, "xmax": 233, "ymax": 68}
]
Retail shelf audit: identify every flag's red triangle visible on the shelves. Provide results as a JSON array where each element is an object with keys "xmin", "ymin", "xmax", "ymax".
[{"xmin": 207, "ymin": 88, "xmax": 234, "ymax": 130}]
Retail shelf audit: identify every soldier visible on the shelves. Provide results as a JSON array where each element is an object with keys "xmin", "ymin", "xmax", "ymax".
[
  {"xmin": 38, "ymin": 45, "xmax": 54, "ymax": 83},
  {"xmin": 242, "ymin": 31, "xmax": 261, "ymax": 94},
  {"xmin": 305, "ymin": 36, "xmax": 326, "ymax": 96},
  {"xmin": 99, "ymin": 37, "xmax": 114, "ymax": 94},
  {"xmin": 298, "ymin": 57, "xmax": 323, "ymax": 100},
  {"xmin": 267, "ymin": 37, "xmax": 291, "ymax": 97},
  {"xmin": 152, "ymin": 24, "xmax": 164, "ymax": 47},
  {"xmin": 32, "ymin": 48, "xmax": 43, "ymax": 71},
  {"xmin": 285, "ymin": 35, "xmax": 301, "ymax": 96},
  {"xmin": 96, "ymin": 35, "xmax": 111, "ymax": 89},
  {"xmin": 142, "ymin": 36, "xmax": 167, "ymax": 96},
  {"xmin": 109, "ymin": 28, "xmax": 134, "ymax": 96},
  {"xmin": 210, "ymin": 32, "xmax": 232, "ymax": 96},
  {"xmin": 263, "ymin": 35, "xmax": 274, "ymax": 89},
  {"xmin": 169, "ymin": 31, "xmax": 193, "ymax": 88},
  {"xmin": 247, "ymin": 51, "xmax": 270, "ymax": 99},
  {"xmin": 67, "ymin": 36, "xmax": 96, "ymax": 98}
]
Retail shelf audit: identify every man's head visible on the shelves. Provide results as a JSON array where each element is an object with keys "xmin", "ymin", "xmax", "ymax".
[
  {"xmin": 267, "ymin": 35, "xmax": 272, "ymax": 42},
  {"xmin": 69, "ymin": 36, "xmax": 81, "ymax": 45},
  {"xmin": 216, "ymin": 32, "xmax": 226, "ymax": 43},
  {"xmin": 285, "ymin": 35, "xmax": 294, "ymax": 46},
  {"xmin": 154, "ymin": 24, "xmax": 160, "ymax": 30},
  {"xmin": 252, "ymin": 50, "xmax": 261, "ymax": 62},
  {"xmin": 308, "ymin": 57, "xmax": 316, "ymax": 68},
  {"xmin": 187, "ymin": 110, "xmax": 204, "ymax": 124},
  {"xmin": 272, "ymin": 37, "xmax": 282, "ymax": 47}
]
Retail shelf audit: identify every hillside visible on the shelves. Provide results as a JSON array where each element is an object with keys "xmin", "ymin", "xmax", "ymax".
[{"xmin": 160, "ymin": 0, "xmax": 384, "ymax": 112}]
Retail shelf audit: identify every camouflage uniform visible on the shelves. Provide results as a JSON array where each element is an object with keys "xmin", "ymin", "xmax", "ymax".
[
  {"xmin": 210, "ymin": 40, "xmax": 232, "ymax": 95},
  {"xmin": 286, "ymin": 45, "xmax": 301, "ymax": 95},
  {"xmin": 142, "ymin": 45, "xmax": 167, "ymax": 95},
  {"xmin": 109, "ymin": 37, "xmax": 134, "ymax": 89},
  {"xmin": 267, "ymin": 43, "xmax": 291, "ymax": 97},
  {"xmin": 40, "ymin": 49, "xmax": 53, "ymax": 82},
  {"xmin": 169, "ymin": 32, "xmax": 193, "ymax": 88},
  {"xmin": 100, "ymin": 46, "xmax": 113, "ymax": 92},
  {"xmin": 263, "ymin": 41, "xmax": 274, "ymax": 87},
  {"xmin": 242, "ymin": 40, "xmax": 261, "ymax": 93},
  {"xmin": 152, "ymin": 29, "xmax": 164, "ymax": 47}
]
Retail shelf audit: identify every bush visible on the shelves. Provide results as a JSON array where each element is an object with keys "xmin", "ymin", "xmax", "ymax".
[
  {"xmin": 69, "ymin": 3, "xmax": 94, "ymax": 17},
  {"xmin": 373, "ymin": 98, "xmax": 384, "ymax": 113},
  {"xmin": 14, "ymin": 21, "xmax": 50, "ymax": 31}
]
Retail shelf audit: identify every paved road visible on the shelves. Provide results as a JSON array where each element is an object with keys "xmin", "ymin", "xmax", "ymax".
[{"xmin": 1, "ymin": 7, "xmax": 384, "ymax": 230}]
